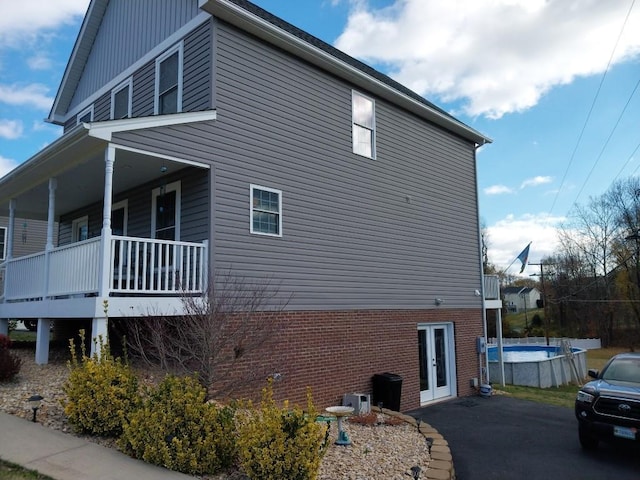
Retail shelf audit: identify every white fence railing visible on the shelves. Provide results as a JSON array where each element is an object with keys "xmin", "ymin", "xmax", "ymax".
[
  {"xmin": 484, "ymin": 275, "xmax": 500, "ymax": 300},
  {"xmin": 488, "ymin": 337, "xmax": 602, "ymax": 350},
  {"xmin": 2, "ymin": 236, "xmax": 207, "ymax": 301}
]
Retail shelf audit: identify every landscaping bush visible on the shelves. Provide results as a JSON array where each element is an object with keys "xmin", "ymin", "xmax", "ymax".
[
  {"xmin": 0, "ymin": 334, "xmax": 21, "ymax": 381},
  {"xmin": 236, "ymin": 382, "xmax": 328, "ymax": 480},
  {"xmin": 62, "ymin": 331, "xmax": 140, "ymax": 436},
  {"xmin": 118, "ymin": 375, "xmax": 237, "ymax": 475}
]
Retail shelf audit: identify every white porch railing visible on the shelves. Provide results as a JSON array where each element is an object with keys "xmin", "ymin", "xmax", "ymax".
[
  {"xmin": 484, "ymin": 275, "xmax": 500, "ymax": 300},
  {"xmin": 2, "ymin": 236, "xmax": 207, "ymax": 301}
]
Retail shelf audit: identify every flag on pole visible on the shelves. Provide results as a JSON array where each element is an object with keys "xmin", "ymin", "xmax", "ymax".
[{"xmin": 517, "ymin": 243, "xmax": 531, "ymax": 273}]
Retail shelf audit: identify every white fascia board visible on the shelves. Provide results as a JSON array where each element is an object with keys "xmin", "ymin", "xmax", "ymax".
[
  {"xmin": 87, "ymin": 110, "xmax": 217, "ymax": 141},
  {"xmin": 200, "ymin": 0, "xmax": 491, "ymax": 146},
  {"xmin": 113, "ymin": 144, "xmax": 211, "ymax": 170}
]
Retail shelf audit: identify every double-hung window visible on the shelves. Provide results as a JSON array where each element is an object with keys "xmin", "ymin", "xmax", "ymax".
[
  {"xmin": 352, "ymin": 91, "xmax": 376, "ymax": 159},
  {"xmin": 111, "ymin": 78, "xmax": 132, "ymax": 119},
  {"xmin": 250, "ymin": 185, "xmax": 282, "ymax": 237},
  {"xmin": 155, "ymin": 43, "xmax": 183, "ymax": 115}
]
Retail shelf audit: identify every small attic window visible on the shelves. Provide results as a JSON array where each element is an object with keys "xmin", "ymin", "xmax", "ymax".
[
  {"xmin": 76, "ymin": 105, "xmax": 94, "ymax": 125},
  {"xmin": 155, "ymin": 43, "xmax": 183, "ymax": 115},
  {"xmin": 111, "ymin": 78, "xmax": 132, "ymax": 119}
]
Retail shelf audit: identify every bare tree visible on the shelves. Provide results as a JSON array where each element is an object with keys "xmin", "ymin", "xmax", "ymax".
[{"xmin": 125, "ymin": 270, "xmax": 289, "ymax": 399}]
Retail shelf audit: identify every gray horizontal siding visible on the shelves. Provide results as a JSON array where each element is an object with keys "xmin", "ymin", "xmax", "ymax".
[
  {"xmin": 69, "ymin": 0, "xmax": 201, "ymax": 113},
  {"xmin": 112, "ymin": 21, "xmax": 482, "ymax": 311}
]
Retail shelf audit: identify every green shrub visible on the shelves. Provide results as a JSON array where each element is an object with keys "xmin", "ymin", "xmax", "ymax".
[
  {"xmin": 62, "ymin": 331, "xmax": 140, "ymax": 436},
  {"xmin": 0, "ymin": 334, "xmax": 21, "ymax": 382},
  {"xmin": 118, "ymin": 375, "xmax": 237, "ymax": 476},
  {"xmin": 237, "ymin": 382, "xmax": 328, "ymax": 480}
]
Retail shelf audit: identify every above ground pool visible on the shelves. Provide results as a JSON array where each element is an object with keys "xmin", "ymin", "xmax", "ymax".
[{"xmin": 488, "ymin": 344, "xmax": 587, "ymax": 388}]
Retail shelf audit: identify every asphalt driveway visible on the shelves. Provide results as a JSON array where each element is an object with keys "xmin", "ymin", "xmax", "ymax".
[{"xmin": 408, "ymin": 395, "xmax": 639, "ymax": 480}]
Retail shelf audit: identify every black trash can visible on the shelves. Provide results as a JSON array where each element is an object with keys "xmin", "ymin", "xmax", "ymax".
[{"xmin": 372, "ymin": 372, "xmax": 403, "ymax": 411}]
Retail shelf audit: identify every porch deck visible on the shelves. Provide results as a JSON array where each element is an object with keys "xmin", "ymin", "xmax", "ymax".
[{"xmin": 0, "ymin": 236, "xmax": 207, "ymax": 319}]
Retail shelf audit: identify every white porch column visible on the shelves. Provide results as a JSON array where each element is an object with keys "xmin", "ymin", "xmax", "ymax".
[
  {"xmin": 7, "ymin": 199, "xmax": 16, "ymax": 260},
  {"xmin": 0, "ymin": 319, "xmax": 7, "ymax": 336},
  {"xmin": 91, "ymin": 317, "xmax": 108, "ymax": 357},
  {"xmin": 46, "ymin": 179, "xmax": 57, "ymax": 251},
  {"xmin": 98, "ymin": 145, "xmax": 115, "ymax": 298},
  {"xmin": 496, "ymin": 309, "xmax": 505, "ymax": 386},
  {"xmin": 35, "ymin": 319, "xmax": 51, "ymax": 365}
]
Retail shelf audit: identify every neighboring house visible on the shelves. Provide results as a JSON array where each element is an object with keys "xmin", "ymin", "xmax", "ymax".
[
  {"xmin": 0, "ymin": 0, "xmax": 493, "ymax": 410},
  {"xmin": 503, "ymin": 287, "xmax": 541, "ymax": 313}
]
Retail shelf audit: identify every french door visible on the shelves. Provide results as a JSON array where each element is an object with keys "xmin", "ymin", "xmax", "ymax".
[{"xmin": 418, "ymin": 324, "xmax": 453, "ymax": 403}]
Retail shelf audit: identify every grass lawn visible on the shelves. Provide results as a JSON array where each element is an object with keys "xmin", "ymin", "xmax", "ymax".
[
  {"xmin": 8, "ymin": 330, "xmax": 36, "ymax": 342},
  {"xmin": 494, "ymin": 347, "xmax": 633, "ymax": 409},
  {"xmin": 0, "ymin": 459, "xmax": 54, "ymax": 480}
]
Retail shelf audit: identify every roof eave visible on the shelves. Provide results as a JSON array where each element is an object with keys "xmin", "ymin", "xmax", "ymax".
[{"xmin": 199, "ymin": 0, "xmax": 491, "ymax": 146}]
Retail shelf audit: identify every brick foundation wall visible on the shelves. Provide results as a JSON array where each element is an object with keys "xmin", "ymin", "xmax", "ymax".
[{"xmin": 224, "ymin": 308, "xmax": 484, "ymax": 412}]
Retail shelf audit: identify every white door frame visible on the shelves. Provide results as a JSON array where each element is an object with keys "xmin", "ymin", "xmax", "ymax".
[{"xmin": 418, "ymin": 322, "xmax": 457, "ymax": 404}]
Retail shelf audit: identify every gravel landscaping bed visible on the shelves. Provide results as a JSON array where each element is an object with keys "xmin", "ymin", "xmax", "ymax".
[{"xmin": 1, "ymin": 348, "xmax": 431, "ymax": 479}]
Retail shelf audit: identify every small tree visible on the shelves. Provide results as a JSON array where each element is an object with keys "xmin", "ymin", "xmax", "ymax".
[
  {"xmin": 0, "ymin": 334, "xmax": 22, "ymax": 382},
  {"xmin": 125, "ymin": 270, "xmax": 289, "ymax": 398}
]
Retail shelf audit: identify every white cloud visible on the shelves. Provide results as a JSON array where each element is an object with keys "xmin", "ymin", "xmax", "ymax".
[
  {"xmin": 484, "ymin": 184, "xmax": 514, "ymax": 195},
  {"xmin": 0, "ymin": 0, "xmax": 89, "ymax": 44},
  {"xmin": 0, "ymin": 155, "xmax": 19, "ymax": 178},
  {"xmin": 27, "ymin": 54, "xmax": 54, "ymax": 71},
  {"xmin": 486, "ymin": 213, "xmax": 565, "ymax": 273},
  {"xmin": 335, "ymin": 0, "xmax": 640, "ymax": 118},
  {"xmin": 0, "ymin": 119, "xmax": 24, "ymax": 139},
  {"xmin": 521, "ymin": 176, "xmax": 553, "ymax": 189},
  {"xmin": 0, "ymin": 83, "xmax": 53, "ymax": 110}
]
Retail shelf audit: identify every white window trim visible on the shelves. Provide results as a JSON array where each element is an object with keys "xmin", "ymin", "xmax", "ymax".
[
  {"xmin": 352, "ymin": 90, "xmax": 376, "ymax": 159},
  {"xmin": 0, "ymin": 226, "xmax": 7, "ymax": 261},
  {"xmin": 110, "ymin": 78, "xmax": 133, "ymax": 120},
  {"xmin": 112, "ymin": 199, "xmax": 129, "ymax": 236},
  {"xmin": 151, "ymin": 181, "xmax": 181, "ymax": 240},
  {"xmin": 76, "ymin": 105, "xmax": 94, "ymax": 125},
  {"xmin": 154, "ymin": 42, "xmax": 184, "ymax": 115},
  {"xmin": 71, "ymin": 216, "xmax": 89, "ymax": 242},
  {"xmin": 250, "ymin": 184, "xmax": 283, "ymax": 238}
]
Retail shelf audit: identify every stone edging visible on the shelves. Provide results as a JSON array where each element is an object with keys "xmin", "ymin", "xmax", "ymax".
[{"xmin": 373, "ymin": 407, "xmax": 455, "ymax": 480}]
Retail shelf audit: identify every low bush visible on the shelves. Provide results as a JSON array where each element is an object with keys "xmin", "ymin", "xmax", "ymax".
[
  {"xmin": 62, "ymin": 331, "xmax": 140, "ymax": 436},
  {"xmin": 0, "ymin": 334, "xmax": 21, "ymax": 381},
  {"xmin": 236, "ymin": 381, "xmax": 328, "ymax": 480},
  {"xmin": 118, "ymin": 375, "xmax": 237, "ymax": 476}
]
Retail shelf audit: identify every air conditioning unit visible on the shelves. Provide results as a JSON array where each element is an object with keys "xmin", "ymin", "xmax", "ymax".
[{"xmin": 342, "ymin": 393, "xmax": 371, "ymax": 415}]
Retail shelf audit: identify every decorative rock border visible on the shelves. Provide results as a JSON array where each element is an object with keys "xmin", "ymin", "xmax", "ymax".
[{"xmin": 373, "ymin": 407, "xmax": 455, "ymax": 480}]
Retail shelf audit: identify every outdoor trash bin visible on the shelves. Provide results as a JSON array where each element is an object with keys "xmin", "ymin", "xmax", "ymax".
[{"xmin": 372, "ymin": 372, "xmax": 402, "ymax": 411}]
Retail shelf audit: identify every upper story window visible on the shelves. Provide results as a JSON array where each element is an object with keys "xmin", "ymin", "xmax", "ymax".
[
  {"xmin": 352, "ymin": 91, "xmax": 376, "ymax": 159},
  {"xmin": 0, "ymin": 227, "xmax": 6, "ymax": 261},
  {"xmin": 250, "ymin": 185, "xmax": 282, "ymax": 237},
  {"xmin": 155, "ymin": 43, "xmax": 183, "ymax": 115},
  {"xmin": 111, "ymin": 78, "xmax": 132, "ymax": 120},
  {"xmin": 76, "ymin": 105, "xmax": 94, "ymax": 125}
]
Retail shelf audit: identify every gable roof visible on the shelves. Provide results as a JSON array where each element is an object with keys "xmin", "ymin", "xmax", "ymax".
[
  {"xmin": 50, "ymin": 0, "xmax": 491, "ymax": 145},
  {"xmin": 503, "ymin": 287, "xmax": 539, "ymax": 296}
]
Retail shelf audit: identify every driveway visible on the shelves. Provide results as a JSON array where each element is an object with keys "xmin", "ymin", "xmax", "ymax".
[{"xmin": 408, "ymin": 395, "xmax": 639, "ymax": 480}]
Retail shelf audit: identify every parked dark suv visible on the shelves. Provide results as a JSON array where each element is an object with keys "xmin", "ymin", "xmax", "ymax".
[{"xmin": 575, "ymin": 353, "xmax": 640, "ymax": 449}]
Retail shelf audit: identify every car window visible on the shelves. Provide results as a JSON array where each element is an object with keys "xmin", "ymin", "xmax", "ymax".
[{"xmin": 602, "ymin": 358, "xmax": 640, "ymax": 383}]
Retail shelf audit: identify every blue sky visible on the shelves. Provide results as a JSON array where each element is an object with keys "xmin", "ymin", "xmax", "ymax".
[{"xmin": 0, "ymin": 0, "xmax": 639, "ymax": 274}]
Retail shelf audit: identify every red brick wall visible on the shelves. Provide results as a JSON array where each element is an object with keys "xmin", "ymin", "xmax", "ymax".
[{"xmin": 226, "ymin": 308, "xmax": 484, "ymax": 412}]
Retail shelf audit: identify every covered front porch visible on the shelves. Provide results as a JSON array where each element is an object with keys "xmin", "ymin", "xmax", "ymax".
[{"xmin": 0, "ymin": 112, "xmax": 216, "ymax": 363}]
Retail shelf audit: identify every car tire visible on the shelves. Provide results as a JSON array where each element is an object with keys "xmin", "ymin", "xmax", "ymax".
[{"xmin": 578, "ymin": 424, "xmax": 598, "ymax": 450}]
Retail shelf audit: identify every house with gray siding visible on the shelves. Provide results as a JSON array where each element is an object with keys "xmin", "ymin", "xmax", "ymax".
[{"xmin": 0, "ymin": 0, "xmax": 493, "ymax": 410}]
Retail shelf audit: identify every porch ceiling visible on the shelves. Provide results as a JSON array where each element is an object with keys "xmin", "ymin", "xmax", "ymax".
[{"xmin": 0, "ymin": 130, "xmax": 194, "ymax": 220}]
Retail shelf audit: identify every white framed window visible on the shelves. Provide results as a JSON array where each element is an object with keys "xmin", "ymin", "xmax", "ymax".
[
  {"xmin": 151, "ymin": 181, "xmax": 181, "ymax": 240},
  {"xmin": 72, "ymin": 216, "xmax": 89, "ymax": 242},
  {"xmin": 111, "ymin": 78, "xmax": 132, "ymax": 120},
  {"xmin": 76, "ymin": 105, "xmax": 94, "ymax": 125},
  {"xmin": 154, "ymin": 43, "xmax": 183, "ymax": 115},
  {"xmin": 250, "ymin": 185, "xmax": 282, "ymax": 237},
  {"xmin": 352, "ymin": 91, "xmax": 376, "ymax": 159},
  {"xmin": 0, "ymin": 227, "xmax": 6, "ymax": 261}
]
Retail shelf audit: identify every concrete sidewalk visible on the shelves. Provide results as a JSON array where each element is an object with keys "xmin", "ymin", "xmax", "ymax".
[{"xmin": 0, "ymin": 412, "xmax": 194, "ymax": 480}]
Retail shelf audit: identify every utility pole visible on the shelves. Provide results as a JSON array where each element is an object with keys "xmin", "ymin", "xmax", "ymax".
[{"xmin": 529, "ymin": 262, "xmax": 550, "ymax": 345}]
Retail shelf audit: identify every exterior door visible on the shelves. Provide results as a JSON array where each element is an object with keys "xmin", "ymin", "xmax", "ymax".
[{"xmin": 418, "ymin": 324, "xmax": 452, "ymax": 403}]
